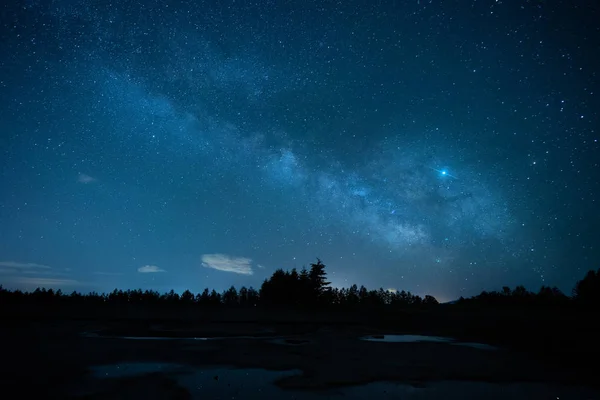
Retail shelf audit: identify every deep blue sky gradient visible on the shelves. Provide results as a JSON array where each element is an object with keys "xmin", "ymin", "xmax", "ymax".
[{"xmin": 0, "ymin": 0, "xmax": 598, "ymax": 301}]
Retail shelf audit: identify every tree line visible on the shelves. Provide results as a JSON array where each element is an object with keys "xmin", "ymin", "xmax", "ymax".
[
  {"xmin": 0, "ymin": 259, "xmax": 435, "ymax": 310},
  {"xmin": 259, "ymin": 259, "xmax": 438, "ymax": 308},
  {"xmin": 455, "ymin": 268, "xmax": 600, "ymax": 308},
  {"xmin": 1, "ymin": 260, "xmax": 599, "ymax": 309}
]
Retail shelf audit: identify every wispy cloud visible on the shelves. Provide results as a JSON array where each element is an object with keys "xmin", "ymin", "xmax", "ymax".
[
  {"xmin": 201, "ymin": 254, "xmax": 254, "ymax": 275},
  {"xmin": 22, "ymin": 270, "xmax": 68, "ymax": 276},
  {"xmin": 77, "ymin": 173, "xmax": 97, "ymax": 184},
  {"xmin": 13, "ymin": 277, "xmax": 80, "ymax": 286},
  {"xmin": 0, "ymin": 261, "xmax": 51, "ymax": 270},
  {"xmin": 137, "ymin": 265, "xmax": 165, "ymax": 273},
  {"xmin": 0, "ymin": 261, "xmax": 68, "ymax": 276},
  {"xmin": 0, "ymin": 261, "xmax": 84, "ymax": 288}
]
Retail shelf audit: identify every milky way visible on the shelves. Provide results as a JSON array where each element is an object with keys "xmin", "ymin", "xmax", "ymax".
[
  {"xmin": 95, "ymin": 68, "xmax": 517, "ymax": 272},
  {"xmin": 1, "ymin": 0, "xmax": 598, "ymax": 299}
]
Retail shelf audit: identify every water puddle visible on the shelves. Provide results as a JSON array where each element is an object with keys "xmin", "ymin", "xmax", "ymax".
[
  {"xmin": 361, "ymin": 334, "xmax": 499, "ymax": 350},
  {"xmin": 76, "ymin": 362, "xmax": 598, "ymax": 399},
  {"xmin": 79, "ymin": 363, "xmax": 303, "ymax": 399},
  {"xmin": 452, "ymin": 342, "xmax": 499, "ymax": 350},
  {"xmin": 363, "ymin": 334, "xmax": 453, "ymax": 343},
  {"xmin": 84, "ymin": 332, "xmax": 498, "ymax": 350}
]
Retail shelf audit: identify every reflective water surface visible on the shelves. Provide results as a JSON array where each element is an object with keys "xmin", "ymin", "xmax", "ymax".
[
  {"xmin": 71, "ymin": 362, "xmax": 598, "ymax": 400},
  {"xmin": 361, "ymin": 334, "xmax": 499, "ymax": 350}
]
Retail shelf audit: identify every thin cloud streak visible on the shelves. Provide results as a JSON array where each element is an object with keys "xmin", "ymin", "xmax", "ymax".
[
  {"xmin": 13, "ymin": 277, "xmax": 80, "ymax": 286},
  {"xmin": 137, "ymin": 265, "xmax": 165, "ymax": 273},
  {"xmin": 201, "ymin": 254, "xmax": 254, "ymax": 275},
  {"xmin": 77, "ymin": 173, "xmax": 97, "ymax": 184},
  {"xmin": 22, "ymin": 270, "xmax": 68, "ymax": 276},
  {"xmin": 0, "ymin": 261, "xmax": 51, "ymax": 269}
]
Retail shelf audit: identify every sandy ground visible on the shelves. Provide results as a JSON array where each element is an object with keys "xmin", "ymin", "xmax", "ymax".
[{"xmin": 1, "ymin": 319, "xmax": 598, "ymax": 399}]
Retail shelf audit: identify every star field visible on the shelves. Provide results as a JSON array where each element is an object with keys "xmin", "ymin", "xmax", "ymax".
[{"xmin": 0, "ymin": 0, "xmax": 598, "ymax": 301}]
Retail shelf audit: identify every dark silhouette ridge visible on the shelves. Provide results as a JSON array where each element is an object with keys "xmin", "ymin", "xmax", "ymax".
[
  {"xmin": 0, "ymin": 260, "xmax": 597, "ymax": 311},
  {"xmin": 0, "ymin": 259, "xmax": 435, "ymax": 311}
]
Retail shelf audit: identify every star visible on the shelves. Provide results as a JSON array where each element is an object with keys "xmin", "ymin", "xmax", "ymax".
[{"xmin": 429, "ymin": 167, "xmax": 457, "ymax": 179}]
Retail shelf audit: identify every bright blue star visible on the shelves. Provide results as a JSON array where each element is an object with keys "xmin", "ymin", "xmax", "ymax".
[{"xmin": 429, "ymin": 166, "xmax": 457, "ymax": 179}]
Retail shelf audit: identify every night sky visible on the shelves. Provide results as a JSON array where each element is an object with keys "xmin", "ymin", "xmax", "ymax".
[{"xmin": 1, "ymin": 0, "xmax": 598, "ymax": 301}]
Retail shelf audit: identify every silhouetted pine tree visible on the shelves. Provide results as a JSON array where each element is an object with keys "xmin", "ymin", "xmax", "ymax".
[
  {"xmin": 573, "ymin": 269, "xmax": 600, "ymax": 306},
  {"xmin": 198, "ymin": 288, "xmax": 211, "ymax": 305},
  {"xmin": 181, "ymin": 290, "xmax": 195, "ymax": 304},
  {"xmin": 209, "ymin": 289, "xmax": 221, "ymax": 306},
  {"xmin": 238, "ymin": 286, "xmax": 249, "ymax": 306},
  {"xmin": 223, "ymin": 286, "xmax": 239, "ymax": 306}
]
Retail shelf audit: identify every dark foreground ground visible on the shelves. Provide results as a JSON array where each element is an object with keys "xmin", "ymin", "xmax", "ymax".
[{"xmin": 1, "ymin": 306, "xmax": 599, "ymax": 399}]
